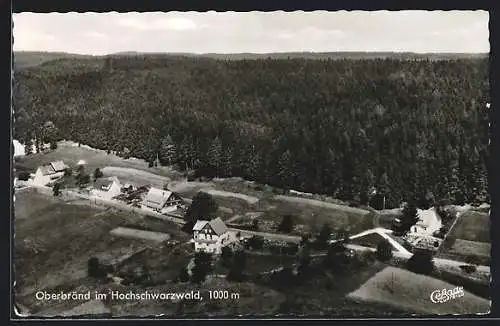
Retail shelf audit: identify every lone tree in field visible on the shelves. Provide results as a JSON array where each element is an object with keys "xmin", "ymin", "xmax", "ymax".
[
  {"xmin": 53, "ymin": 183, "xmax": 61, "ymax": 196},
  {"xmin": 183, "ymin": 191, "xmax": 219, "ymax": 232},
  {"xmin": 277, "ymin": 214, "xmax": 294, "ymax": 233},
  {"xmin": 93, "ymin": 168, "xmax": 103, "ymax": 181},
  {"xmin": 227, "ymin": 249, "xmax": 247, "ymax": 282},
  {"xmin": 375, "ymin": 239, "xmax": 393, "ymax": 261},
  {"xmin": 191, "ymin": 251, "xmax": 213, "ymax": 284},
  {"xmin": 76, "ymin": 165, "xmax": 90, "ymax": 187},
  {"xmin": 400, "ymin": 201, "xmax": 419, "ymax": 234}
]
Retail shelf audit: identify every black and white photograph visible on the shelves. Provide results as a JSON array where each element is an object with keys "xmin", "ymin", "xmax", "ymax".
[{"xmin": 12, "ymin": 10, "xmax": 491, "ymax": 317}]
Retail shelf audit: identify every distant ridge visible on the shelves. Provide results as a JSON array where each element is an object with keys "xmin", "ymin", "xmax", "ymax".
[
  {"xmin": 109, "ymin": 51, "xmax": 488, "ymax": 61},
  {"xmin": 13, "ymin": 50, "xmax": 488, "ymax": 69},
  {"xmin": 13, "ymin": 51, "xmax": 94, "ymax": 69}
]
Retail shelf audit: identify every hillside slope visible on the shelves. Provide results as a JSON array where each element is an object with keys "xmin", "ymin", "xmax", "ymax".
[{"xmin": 13, "ymin": 54, "xmax": 490, "ymax": 208}]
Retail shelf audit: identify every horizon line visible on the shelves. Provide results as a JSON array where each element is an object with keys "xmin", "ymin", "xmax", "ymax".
[{"xmin": 13, "ymin": 50, "xmax": 490, "ymax": 56}]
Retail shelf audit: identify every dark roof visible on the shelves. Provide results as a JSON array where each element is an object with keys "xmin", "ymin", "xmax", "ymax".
[
  {"xmin": 39, "ymin": 165, "xmax": 56, "ymax": 176},
  {"xmin": 94, "ymin": 176, "xmax": 119, "ymax": 191},
  {"xmin": 143, "ymin": 187, "xmax": 172, "ymax": 209},
  {"xmin": 192, "ymin": 217, "xmax": 228, "ymax": 236},
  {"xmin": 50, "ymin": 161, "xmax": 67, "ymax": 172}
]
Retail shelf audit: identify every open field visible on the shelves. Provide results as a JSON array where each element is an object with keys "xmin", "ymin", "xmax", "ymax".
[
  {"xmin": 252, "ymin": 196, "xmax": 375, "ymax": 236},
  {"xmin": 255, "ymin": 260, "xmax": 408, "ymax": 316},
  {"xmin": 101, "ymin": 166, "xmax": 170, "ymax": 188},
  {"xmin": 13, "ymin": 141, "xmax": 178, "ymax": 180},
  {"xmin": 438, "ymin": 238, "xmax": 491, "ymax": 267},
  {"xmin": 273, "ymin": 195, "xmax": 371, "ymax": 216},
  {"xmin": 347, "ymin": 266, "xmax": 490, "ymax": 315},
  {"xmin": 14, "ymin": 189, "xmax": 182, "ymax": 303},
  {"xmin": 447, "ymin": 210, "xmax": 490, "ymax": 243},
  {"xmin": 201, "ymin": 188, "xmax": 259, "ymax": 205},
  {"xmin": 109, "ymin": 227, "xmax": 172, "ymax": 242}
]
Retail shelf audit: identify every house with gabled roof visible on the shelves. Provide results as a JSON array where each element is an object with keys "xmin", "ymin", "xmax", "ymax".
[
  {"xmin": 141, "ymin": 187, "xmax": 183, "ymax": 214},
  {"xmin": 33, "ymin": 160, "xmax": 68, "ymax": 186},
  {"xmin": 192, "ymin": 217, "xmax": 238, "ymax": 254},
  {"xmin": 91, "ymin": 176, "xmax": 122, "ymax": 200}
]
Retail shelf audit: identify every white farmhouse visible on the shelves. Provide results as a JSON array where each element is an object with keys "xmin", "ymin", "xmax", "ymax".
[
  {"xmin": 91, "ymin": 176, "xmax": 122, "ymax": 200},
  {"xmin": 141, "ymin": 187, "xmax": 183, "ymax": 214},
  {"xmin": 32, "ymin": 161, "xmax": 68, "ymax": 186},
  {"xmin": 192, "ymin": 217, "xmax": 238, "ymax": 254}
]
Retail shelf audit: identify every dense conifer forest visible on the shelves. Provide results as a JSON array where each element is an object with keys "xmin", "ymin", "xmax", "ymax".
[{"xmin": 13, "ymin": 54, "xmax": 490, "ymax": 208}]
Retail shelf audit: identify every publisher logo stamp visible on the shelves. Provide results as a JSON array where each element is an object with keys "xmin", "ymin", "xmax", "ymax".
[{"xmin": 430, "ymin": 286, "xmax": 464, "ymax": 303}]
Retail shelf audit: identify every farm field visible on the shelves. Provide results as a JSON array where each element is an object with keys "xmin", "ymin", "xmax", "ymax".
[
  {"xmin": 347, "ymin": 266, "xmax": 490, "ymax": 315},
  {"xmin": 438, "ymin": 238, "xmax": 491, "ymax": 266},
  {"xmin": 250, "ymin": 196, "xmax": 375, "ymax": 236},
  {"xmin": 101, "ymin": 166, "xmax": 170, "ymax": 189},
  {"xmin": 437, "ymin": 210, "xmax": 491, "ymax": 265},
  {"xmin": 13, "ymin": 189, "xmax": 184, "ymax": 312},
  {"xmin": 448, "ymin": 210, "xmax": 490, "ymax": 243}
]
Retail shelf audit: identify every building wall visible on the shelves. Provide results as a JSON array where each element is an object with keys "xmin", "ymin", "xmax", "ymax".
[
  {"xmin": 161, "ymin": 205, "xmax": 178, "ymax": 214},
  {"xmin": 91, "ymin": 182, "xmax": 121, "ymax": 200},
  {"xmin": 33, "ymin": 170, "xmax": 64, "ymax": 186},
  {"xmin": 33, "ymin": 169, "xmax": 50, "ymax": 186},
  {"xmin": 193, "ymin": 231, "xmax": 238, "ymax": 254}
]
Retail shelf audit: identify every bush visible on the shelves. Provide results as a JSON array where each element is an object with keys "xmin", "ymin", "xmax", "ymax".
[
  {"xmin": 438, "ymin": 198, "xmax": 452, "ymax": 206},
  {"xmin": 359, "ymin": 250, "xmax": 377, "ymax": 265},
  {"xmin": 17, "ymin": 172, "xmax": 31, "ymax": 181},
  {"xmin": 53, "ymin": 183, "xmax": 61, "ymax": 196},
  {"xmin": 406, "ymin": 250, "xmax": 435, "ymax": 275},
  {"xmin": 277, "ymin": 215, "xmax": 294, "ymax": 233},
  {"xmin": 465, "ymin": 255, "xmax": 481, "ymax": 266},
  {"xmin": 178, "ymin": 267, "xmax": 190, "ymax": 282},
  {"xmin": 460, "ymin": 264, "xmax": 477, "ymax": 274},
  {"xmin": 93, "ymin": 168, "xmax": 104, "ymax": 180},
  {"xmin": 221, "ymin": 246, "xmax": 233, "ymax": 267},
  {"xmin": 247, "ymin": 236, "xmax": 264, "ymax": 250},
  {"xmin": 376, "ymin": 240, "xmax": 393, "ymax": 261},
  {"xmin": 87, "ymin": 257, "xmax": 106, "ymax": 278}
]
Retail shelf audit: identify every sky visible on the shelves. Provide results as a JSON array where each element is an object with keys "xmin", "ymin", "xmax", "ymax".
[{"xmin": 12, "ymin": 11, "xmax": 489, "ymax": 55}]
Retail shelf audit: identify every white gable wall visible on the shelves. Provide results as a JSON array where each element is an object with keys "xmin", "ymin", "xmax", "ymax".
[
  {"xmin": 193, "ymin": 224, "xmax": 237, "ymax": 254},
  {"xmin": 91, "ymin": 181, "xmax": 121, "ymax": 200},
  {"xmin": 33, "ymin": 168, "xmax": 64, "ymax": 186}
]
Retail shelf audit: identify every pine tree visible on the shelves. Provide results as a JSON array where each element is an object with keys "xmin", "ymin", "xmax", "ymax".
[
  {"xmin": 191, "ymin": 252, "xmax": 212, "ymax": 284},
  {"xmin": 159, "ymin": 135, "xmax": 177, "ymax": 166},
  {"xmin": 277, "ymin": 149, "xmax": 294, "ymax": 189},
  {"xmin": 207, "ymin": 137, "xmax": 223, "ymax": 177},
  {"xmin": 24, "ymin": 138, "xmax": 33, "ymax": 155}
]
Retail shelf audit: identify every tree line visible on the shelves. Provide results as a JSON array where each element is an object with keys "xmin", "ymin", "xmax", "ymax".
[{"xmin": 13, "ymin": 55, "xmax": 490, "ymax": 208}]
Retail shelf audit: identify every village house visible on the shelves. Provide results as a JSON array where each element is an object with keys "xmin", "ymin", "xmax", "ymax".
[
  {"xmin": 32, "ymin": 161, "xmax": 68, "ymax": 186},
  {"xmin": 141, "ymin": 187, "xmax": 183, "ymax": 214},
  {"xmin": 192, "ymin": 217, "xmax": 238, "ymax": 254},
  {"xmin": 91, "ymin": 176, "xmax": 122, "ymax": 200}
]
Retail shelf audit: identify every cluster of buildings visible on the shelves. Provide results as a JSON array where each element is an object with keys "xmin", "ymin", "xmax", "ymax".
[{"xmin": 30, "ymin": 160, "xmax": 238, "ymax": 254}]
